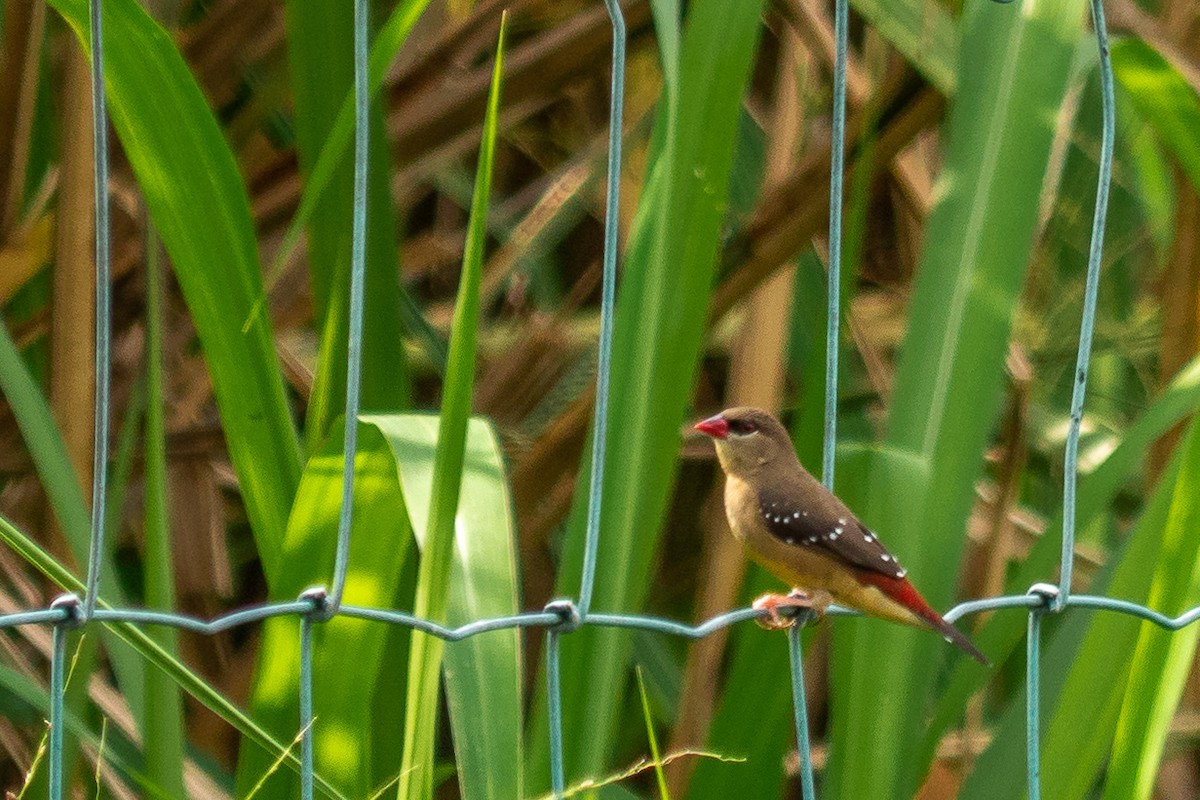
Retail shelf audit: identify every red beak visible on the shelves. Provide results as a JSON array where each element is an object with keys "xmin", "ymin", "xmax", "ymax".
[{"xmin": 694, "ymin": 415, "xmax": 729, "ymax": 440}]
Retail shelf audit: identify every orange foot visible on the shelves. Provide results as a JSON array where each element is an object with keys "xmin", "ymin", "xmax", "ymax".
[{"xmin": 753, "ymin": 589, "xmax": 832, "ymax": 630}]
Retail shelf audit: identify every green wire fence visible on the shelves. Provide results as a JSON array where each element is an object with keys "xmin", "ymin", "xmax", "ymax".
[{"xmin": 0, "ymin": 0, "xmax": 1159, "ymax": 798}]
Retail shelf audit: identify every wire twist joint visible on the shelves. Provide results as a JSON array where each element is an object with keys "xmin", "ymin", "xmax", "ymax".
[
  {"xmin": 544, "ymin": 599, "xmax": 582, "ymax": 634},
  {"xmin": 300, "ymin": 586, "xmax": 334, "ymax": 623},
  {"xmin": 50, "ymin": 593, "xmax": 85, "ymax": 629},
  {"xmin": 1027, "ymin": 583, "xmax": 1062, "ymax": 614}
]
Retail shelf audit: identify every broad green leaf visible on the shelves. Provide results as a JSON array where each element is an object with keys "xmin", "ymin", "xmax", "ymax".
[
  {"xmin": 959, "ymin": 421, "xmax": 1193, "ymax": 799},
  {"xmin": 283, "ymin": 0, "xmax": 413, "ymax": 451},
  {"xmin": 398, "ymin": 17, "xmax": 505, "ymax": 799},
  {"xmin": 367, "ymin": 414, "xmax": 523, "ymax": 800},
  {"xmin": 48, "ymin": 0, "xmax": 302, "ymax": 577},
  {"xmin": 526, "ymin": 1, "xmax": 766, "ymax": 790},
  {"xmin": 1112, "ymin": 37, "xmax": 1200, "ymax": 195},
  {"xmin": 234, "ymin": 421, "xmax": 414, "ymax": 799},
  {"xmin": 1101, "ymin": 420, "xmax": 1200, "ymax": 799},
  {"xmin": 827, "ymin": 0, "xmax": 1084, "ymax": 797}
]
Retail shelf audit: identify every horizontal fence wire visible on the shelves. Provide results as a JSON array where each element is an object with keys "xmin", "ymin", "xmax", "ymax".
[{"xmin": 0, "ymin": 0, "xmax": 1166, "ymax": 799}]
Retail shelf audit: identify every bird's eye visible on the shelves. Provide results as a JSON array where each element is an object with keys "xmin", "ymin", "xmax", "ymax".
[{"xmin": 727, "ymin": 418, "xmax": 758, "ymax": 436}]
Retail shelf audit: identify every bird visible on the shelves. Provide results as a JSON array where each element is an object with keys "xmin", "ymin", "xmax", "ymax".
[{"xmin": 694, "ymin": 406, "xmax": 989, "ymax": 666}]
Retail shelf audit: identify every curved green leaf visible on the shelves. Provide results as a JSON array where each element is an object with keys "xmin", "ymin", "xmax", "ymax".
[
  {"xmin": 234, "ymin": 421, "xmax": 414, "ymax": 798},
  {"xmin": 367, "ymin": 414, "xmax": 523, "ymax": 800},
  {"xmin": 1113, "ymin": 37, "xmax": 1200, "ymax": 195},
  {"xmin": 1102, "ymin": 423, "xmax": 1200, "ymax": 798},
  {"xmin": 48, "ymin": 0, "xmax": 302, "ymax": 577}
]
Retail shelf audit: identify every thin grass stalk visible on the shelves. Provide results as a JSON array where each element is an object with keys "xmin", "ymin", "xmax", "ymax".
[
  {"xmin": 142, "ymin": 224, "xmax": 185, "ymax": 798},
  {"xmin": 397, "ymin": 17, "xmax": 506, "ymax": 798}
]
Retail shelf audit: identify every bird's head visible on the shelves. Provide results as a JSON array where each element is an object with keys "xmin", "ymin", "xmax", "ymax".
[{"xmin": 693, "ymin": 407, "xmax": 797, "ymax": 478}]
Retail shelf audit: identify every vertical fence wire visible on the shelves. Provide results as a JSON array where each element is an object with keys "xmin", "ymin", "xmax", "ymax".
[
  {"xmin": 328, "ymin": 0, "xmax": 371, "ymax": 612},
  {"xmin": 1059, "ymin": 0, "xmax": 1115, "ymax": 608},
  {"xmin": 577, "ymin": 0, "xmax": 626, "ymax": 619},
  {"xmin": 299, "ymin": 616, "xmax": 316, "ymax": 800},
  {"xmin": 822, "ymin": 0, "xmax": 847, "ymax": 493},
  {"xmin": 48, "ymin": 618, "xmax": 69, "ymax": 800},
  {"xmin": 788, "ymin": 624, "xmax": 817, "ymax": 800},
  {"xmin": 1026, "ymin": 607, "xmax": 1043, "ymax": 799},
  {"xmin": 783, "ymin": 0, "xmax": 851, "ymax": 793},
  {"xmin": 82, "ymin": 0, "xmax": 111, "ymax": 621},
  {"xmin": 546, "ymin": 630, "xmax": 566, "ymax": 799}
]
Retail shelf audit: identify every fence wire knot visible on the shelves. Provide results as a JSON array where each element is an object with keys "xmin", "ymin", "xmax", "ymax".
[
  {"xmin": 299, "ymin": 586, "xmax": 333, "ymax": 623},
  {"xmin": 50, "ymin": 593, "xmax": 85, "ymax": 629},
  {"xmin": 1027, "ymin": 583, "xmax": 1062, "ymax": 614},
  {"xmin": 544, "ymin": 599, "xmax": 582, "ymax": 634}
]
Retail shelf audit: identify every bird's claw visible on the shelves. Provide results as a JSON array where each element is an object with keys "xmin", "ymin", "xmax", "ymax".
[{"xmin": 753, "ymin": 589, "xmax": 830, "ymax": 630}]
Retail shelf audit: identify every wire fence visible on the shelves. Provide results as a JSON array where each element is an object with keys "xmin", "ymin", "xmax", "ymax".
[{"xmin": 0, "ymin": 0, "xmax": 1172, "ymax": 798}]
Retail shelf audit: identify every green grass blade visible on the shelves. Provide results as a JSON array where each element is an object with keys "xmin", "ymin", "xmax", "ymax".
[
  {"xmin": 525, "ymin": 1, "xmax": 766, "ymax": 790},
  {"xmin": 635, "ymin": 666, "xmax": 669, "ymax": 800},
  {"xmin": 234, "ymin": 421, "xmax": 416, "ymax": 798},
  {"xmin": 282, "ymin": 0, "xmax": 413, "ymax": 452},
  {"xmin": 826, "ymin": 0, "xmax": 1084, "ymax": 796},
  {"xmin": 1112, "ymin": 37, "xmax": 1200, "ymax": 195},
  {"xmin": 0, "ymin": 320, "xmax": 145, "ymax": 726},
  {"xmin": 0, "ymin": 514, "xmax": 346, "ymax": 800},
  {"xmin": 396, "ymin": 17, "xmax": 505, "ymax": 799},
  {"xmin": 368, "ymin": 414, "xmax": 523, "ymax": 800},
  {"xmin": 262, "ymin": 0, "xmax": 434, "ymax": 294},
  {"xmin": 924, "ymin": 353, "xmax": 1200, "ymax": 762},
  {"xmin": 958, "ymin": 422, "xmax": 1193, "ymax": 800},
  {"xmin": 47, "ymin": 0, "xmax": 302, "ymax": 578},
  {"xmin": 849, "ymin": 0, "xmax": 957, "ymax": 94},
  {"xmin": 142, "ymin": 228, "xmax": 185, "ymax": 798},
  {"xmin": 0, "ymin": 663, "xmax": 175, "ymax": 799},
  {"xmin": 1102, "ymin": 422, "xmax": 1200, "ymax": 798}
]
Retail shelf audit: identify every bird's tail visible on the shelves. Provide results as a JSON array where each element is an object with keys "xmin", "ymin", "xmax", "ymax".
[
  {"xmin": 923, "ymin": 611, "xmax": 990, "ymax": 667},
  {"xmin": 857, "ymin": 572, "xmax": 990, "ymax": 666}
]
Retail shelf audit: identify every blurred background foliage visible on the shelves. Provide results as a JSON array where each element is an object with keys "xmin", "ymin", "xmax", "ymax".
[{"xmin": 1, "ymin": 0, "xmax": 1200, "ymax": 798}]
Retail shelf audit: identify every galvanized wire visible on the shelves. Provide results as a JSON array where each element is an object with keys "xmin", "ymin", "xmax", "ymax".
[
  {"xmin": 822, "ymin": 0, "xmax": 847, "ymax": 494},
  {"xmin": 788, "ymin": 623, "xmax": 817, "ymax": 800},
  {"xmin": 1059, "ymin": 0, "xmax": 1115, "ymax": 610},
  {"xmin": 1027, "ymin": 604, "xmax": 1043, "ymax": 800},
  {"xmin": 327, "ymin": 0, "xmax": 371, "ymax": 613},
  {"xmin": 14, "ymin": 0, "xmax": 1155, "ymax": 798},
  {"xmin": 83, "ymin": 0, "xmax": 112, "ymax": 622},
  {"xmin": 577, "ymin": 0, "xmax": 625, "ymax": 619}
]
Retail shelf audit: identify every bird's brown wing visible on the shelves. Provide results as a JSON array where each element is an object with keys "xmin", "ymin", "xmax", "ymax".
[{"xmin": 755, "ymin": 482, "xmax": 907, "ymax": 580}]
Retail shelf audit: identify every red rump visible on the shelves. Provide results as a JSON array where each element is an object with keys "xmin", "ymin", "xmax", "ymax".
[{"xmin": 854, "ymin": 571, "xmax": 942, "ymax": 626}]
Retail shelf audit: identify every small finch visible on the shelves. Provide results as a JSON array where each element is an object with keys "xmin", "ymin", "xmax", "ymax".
[{"xmin": 695, "ymin": 406, "xmax": 988, "ymax": 666}]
